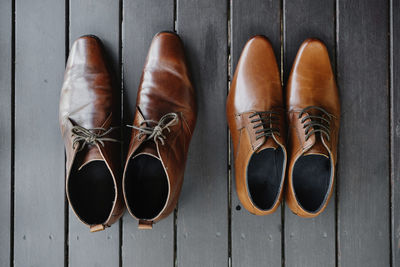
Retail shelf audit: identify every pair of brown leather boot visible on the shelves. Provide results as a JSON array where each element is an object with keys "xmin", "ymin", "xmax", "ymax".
[
  {"xmin": 227, "ymin": 36, "xmax": 340, "ymax": 218},
  {"xmin": 59, "ymin": 32, "xmax": 196, "ymax": 232}
]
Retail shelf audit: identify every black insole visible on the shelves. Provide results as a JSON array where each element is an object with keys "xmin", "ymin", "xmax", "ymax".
[
  {"xmin": 292, "ymin": 155, "xmax": 331, "ymax": 212},
  {"xmin": 247, "ymin": 147, "xmax": 284, "ymax": 210},
  {"xmin": 68, "ymin": 161, "xmax": 115, "ymax": 225},
  {"xmin": 124, "ymin": 154, "xmax": 168, "ymax": 219}
]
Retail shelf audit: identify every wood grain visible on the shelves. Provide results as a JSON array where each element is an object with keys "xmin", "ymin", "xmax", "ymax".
[
  {"xmin": 230, "ymin": 1, "xmax": 282, "ymax": 266},
  {"xmin": 67, "ymin": 0, "xmax": 121, "ymax": 266},
  {"xmin": 176, "ymin": 0, "xmax": 228, "ymax": 266},
  {"xmin": 0, "ymin": 0, "xmax": 12, "ymax": 265},
  {"xmin": 283, "ymin": 1, "xmax": 336, "ymax": 266},
  {"xmin": 122, "ymin": 1, "xmax": 175, "ymax": 266},
  {"xmin": 0, "ymin": 0, "xmax": 397, "ymax": 265},
  {"xmin": 391, "ymin": 0, "xmax": 400, "ymax": 265},
  {"xmin": 337, "ymin": 0, "xmax": 390, "ymax": 266},
  {"xmin": 14, "ymin": 0, "xmax": 65, "ymax": 265}
]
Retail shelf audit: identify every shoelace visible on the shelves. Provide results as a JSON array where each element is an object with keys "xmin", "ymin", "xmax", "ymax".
[
  {"xmin": 298, "ymin": 106, "xmax": 332, "ymax": 141},
  {"xmin": 249, "ymin": 111, "xmax": 280, "ymax": 140},
  {"xmin": 71, "ymin": 126, "xmax": 119, "ymax": 151},
  {"xmin": 127, "ymin": 112, "xmax": 179, "ymax": 146}
]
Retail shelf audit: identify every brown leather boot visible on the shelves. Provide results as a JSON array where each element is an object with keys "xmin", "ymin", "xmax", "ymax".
[
  {"xmin": 59, "ymin": 35, "xmax": 125, "ymax": 232},
  {"xmin": 227, "ymin": 36, "xmax": 287, "ymax": 215},
  {"xmin": 286, "ymin": 38, "xmax": 340, "ymax": 218},
  {"xmin": 123, "ymin": 32, "xmax": 196, "ymax": 229}
]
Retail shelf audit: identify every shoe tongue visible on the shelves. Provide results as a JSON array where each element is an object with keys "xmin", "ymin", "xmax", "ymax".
[
  {"xmin": 304, "ymin": 137, "xmax": 329, "ymax": 158},
  {"xmin": 257, "ymin": 136, "xmax": 279, "ymax": 153},
  {"xmin": 78, "ymin": 145, "xmax": 104, "ymax": 170},
  {"xmin": 134, "ymin": 141, "xmax": 159, "ymax": 159}
]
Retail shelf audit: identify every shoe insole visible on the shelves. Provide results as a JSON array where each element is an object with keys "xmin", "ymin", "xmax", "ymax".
[
  {"xmin": 68, "ymin": 160, "xmax": 115, "ymax": 225},
  {"xmin": 292, "ymin": 154, "xmax": 331, "ymax": 212},
  {"xmin": 247, "ymin": 147, "xmax": 284, "ymax": 210},
  {"xmin": 124, "ymin": 154, "xmax": 168, "ymax": 219}
]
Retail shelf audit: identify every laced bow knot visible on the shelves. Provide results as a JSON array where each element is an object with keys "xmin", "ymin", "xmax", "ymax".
[
  {"xmin": 248, "ymin": 110, "xmax": 280, "ymax": 140},
  {"xmin": 127, "ymin": 112, "xmax": 179, "ymax": 146},
  {"xmin": 71, "ymin": 125, "xmax": 119, "ymax": 151},
  {"xmin": 298, "ymin": 106, "xmax": 333, "ymax": 141}
]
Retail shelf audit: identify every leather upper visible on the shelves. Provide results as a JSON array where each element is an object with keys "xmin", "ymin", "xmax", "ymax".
[
  {"xmin": 227, "ymin": 36, "xmax": 286, "ymax": 215},
  {"xmin": 123, "ymin": 32, "xmax": 196, "ymax": 224},
  {"xmin": 286, "ymin": 38, "xmax": 340, "ymax": 217},
  {"xmin": 59, "ymin": 36, "xmax": 124, "ymax": 230}
]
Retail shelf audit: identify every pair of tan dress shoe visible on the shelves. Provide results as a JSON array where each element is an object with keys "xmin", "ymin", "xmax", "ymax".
[
  {"xmin": 227, "ymin": 36, "xmax": 340, "ymax": 218},
  {"xmin": 59, "ymin": 32, "xmax": 196, "ymax": 232}
]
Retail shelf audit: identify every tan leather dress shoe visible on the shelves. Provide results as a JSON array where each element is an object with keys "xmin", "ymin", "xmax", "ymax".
[
  {"xmin": 227, "ymin": 36, "xmax": 287, "ymax": 215},
  {"xmin": 59, "ymin": 36, "xmax": 125, "ymax": 232},
  {"xmin": 123, "ymin": 32, "xmax": 196, "ymax": 229},
  {"xmin": 286, "ymin": 38, "xmax": 340, "ymax": 218}
]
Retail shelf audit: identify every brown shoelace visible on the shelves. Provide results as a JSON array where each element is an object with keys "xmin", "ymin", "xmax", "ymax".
[
  {"xmin": 298, "ymin": 106, "xmax": 332, "ymax": 141},
  {"xmin": 249, "ymin": 111, "xmax": 280, "ymax": 140}
]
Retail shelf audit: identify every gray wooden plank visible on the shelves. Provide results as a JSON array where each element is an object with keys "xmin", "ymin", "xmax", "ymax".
[
  {"xmin": 122, "ymin": 218, "xmax": 174, "ymax": 267},
  {"xmin": 283, "ymin": 1, "xmax": 336, "ymax": 266},
  {"xmin": 122, "ymin": 1, "xmax": 175, "ymax": 266},
  {"xmin": 285, "ymin": 201, "xmax": 335, "ymax": 267},
  {"xmin": 230, "ymin": 1, "xmax": 282, "ymax": 266},
  {"xmin": 176, "ymin": 0, "xmax": 228, "ymax": 266},
  {"xmin": 68, "ymin": 0, "xmax": 121, "ymax": 266},
  {"xmin": 0, "ymin": 0, "xmax": 12, "ymax": 265},
  {"xmin": 14, "ymin": 0, "xmax": 65, "ymax": 266},
  {"xmin": 337, "ymin": 0, "xmax": 390, "ymax": 266},
  {"xmin": 391, "ymin": 0, "xmax": 400, "ymax": 265}
]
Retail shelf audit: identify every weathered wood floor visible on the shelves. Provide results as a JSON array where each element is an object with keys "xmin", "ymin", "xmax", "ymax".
[{"xmin": 0, "ymin": 0, "xmax": 399, "ymax": 266}]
